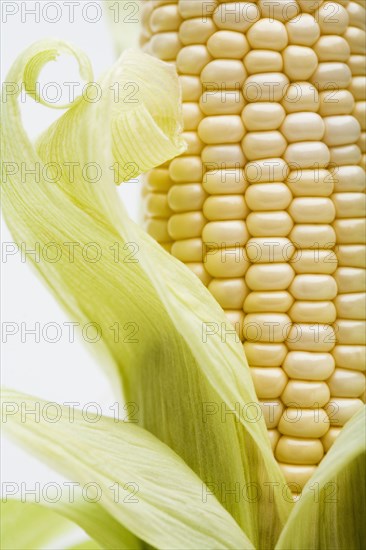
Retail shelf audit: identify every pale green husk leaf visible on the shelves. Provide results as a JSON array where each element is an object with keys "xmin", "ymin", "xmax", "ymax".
[
  {"xmin": 1, "ymin": 388, "xmax": 253, "ymax": 550},
  {"xmin": 0, "ymin": 499, "xmax": 74, "ymax": 550}
]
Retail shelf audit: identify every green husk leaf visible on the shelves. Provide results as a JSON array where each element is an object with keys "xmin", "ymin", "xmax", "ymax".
[
  {"xmin": 1, "ymin": 389, "xmax": 253, "ymax": 550},
  {"xmin": 1, "ymin": 491, "xmax": 141, "ymax": 549},
  {"xmin": 56, "ymin": 496, "xmax": 142, "ymax": 550},
  {"xmin": 0, "ymin": 499, "xmax": 74, "ymax": 550},
  {"xmin": 1, "ymin": 40, "xmax": 292, "ymax": 548},
  {"xmin": 276, "ymin": 407, "xmax": 366, "ymax": 550},
  {"xmin": 68, "ymin": 541, "xmax": 101, "ymax": 550}
]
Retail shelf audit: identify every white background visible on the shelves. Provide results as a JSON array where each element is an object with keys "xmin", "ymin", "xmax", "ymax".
[{"xmin": 1, "ymin": 1, "xmax": 143, "ymax": 543}]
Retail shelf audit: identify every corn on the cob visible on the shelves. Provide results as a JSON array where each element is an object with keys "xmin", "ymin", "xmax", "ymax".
[{"xmin": 141, "ymin": 0, "xmax": 366, "ymax": 490}]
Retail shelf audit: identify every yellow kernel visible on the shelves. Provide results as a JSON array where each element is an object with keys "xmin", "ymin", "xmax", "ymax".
[
  {"xmin": 208, "ymin": 278, "xmax": 249, "ymax": 309},
  {"xmin": 332, "ymin": 165, "xmax": 365, "ymax": 192},
  {"xmin": 207, "ymin": 30, "xmax": 249, "ymax": 58},
  {"xmin": 204, "ymin": 246, "xmax": 249, "ymax": 277},
  {"xmin": 245, "ymin": 158, "xmax": 289, "ymax": 183},
  {"xmin": 290, "ymin": 249, "xmax": 337, "ymax": 275},
  {"xmin": 198, "ymin": 115, "xmax": 245, "ymax": 144},
  {"xmin": 168, "ymin": 212, "xmax": 206, "ymax": 240},
  {"xmin": 202, "ymin": 220, "xmax": 249, "ymax": 247},
  {"xmin": 328, "ymin": 368, "xmax": 366, "ymax": 398},
  {"xmin": 244, "ymin": 291, "xmax": 294, "ymax": 312},
  {"xmin": 282, "ymin": 82, "xmax": 319, "ymax": 112},
  {"xmin": 297, "ymin": 0, "xmax": 324, "ymax": 12},
  {"xmin": 334, "ymin": 267, "xmax": 366, "ymax": 293},
  {"xmin": 251, "ymin": 367, "xmax": 288, "ymax": 398},
  {"xmin": 282, "ymin": 380, "xmax": 330, "ymax": 408},
  {"xmin": 289, "ymin": 301, "xmax": 337, "ymax": 324},
  {"xmin": 347, "ymin": 1, "xmax": 366, "ymax": 30},
  {"xmin": 178, "ymin": 0, "xmax": 218, "ymax": 19},
  {"xmin": 349, "ymin": 54, "xmax": 366, "ymax": 75},
  {"xmin": 243, "ymin": 313, "xmax": 291, "ymax": 342},
  {"xmin": 203, "ymin": 169, "xmax": 247, "ymax": 195},
  {"xmin": 284, "ymin": 142, "xmax": 330, "ymax": 168},
  {"xmin": 290, "ymin": 274, "xmax": 337, "ymax": 300},
  {"xmin": 289, "ymin": 197, "xmax": 335, "ymax": 223},
  {"xmin": 335, "ymin": 292, "xmax": 366, "ymax": 319},
  {"xmin": 319, "ymin": 90, "xmax": 355, "ymax": 117},
  {"xmin": 179, "ymin": 17, "xmax": 216, "ymax": 46},
  {"xmin": 283, "ymin": 351, "xmax": 335, "ymax": 380},
  {"xmin": 176, "ymin": 45, "xmax": 212, "ymax": 74},
  {"xmin": 200, "ymin": 90, "xmax": 245, "ymax": 115},
  {"xmin": 244, "ymin": 50, "xmax": 283, "ymax": 74},
  {"xmin": 286, "ymin": 169, "xmax": 334, "ymax": 197},
  {"xmin": 180, "ymin": 76, "xmax": 202, "ymax": 101},
  {"xmin": 314, "ymin": 35, "xmax": 350, "ymax": 62},
  {"xmin": 325, "ymin": 398, "xmax": 364, "ymax": 426},
  {"xmin": 201, "ymin": 144, "xmax": 246, "ymax": 167},
  {"xmin": 276, "ymin": 437, "xmax": 324, "ymax": 465},
  {"xmin": 246, "ymin": 184, "xmax": 292, "ymax": 211},
  {"xmin": 323, "ymin": 115, "xmax": 361, "ymax": 147},
  {"xmin": 242, "ymin": 102, "xmax": 286, "ymax": 131},
  {"xmin": 316, "ymin": 1, "xmax": 349, "ymax": 35},
  {"xmin": 201, "ymin": 59, "xmax": 247, "ymax": 88},
  {"xmin": 279, "ymin": 463, "xmax": 317, "ymax": 491},
  {"xmin": 344, "ymin": 26, "xmax": 366, "ymax": 54},
  {"xmin": 171, "ymin": 238, "xmax": 203, "ymax": 262},
  {"xmin": 335, "ymin": 319, "xmax": 366, "ymax": 345},
  {"xmin": 242, "ymin": 131, "xmax": 287, "ymax": 160},
  {"xmin": 349, "ymin": 76, "xmax": 366, "ymax": 101},
  {"xmin": 168, "ymin": 184, "xmax": 206, "ymax": 212},
  {"xmin": 246, "ymin": 237, "xmax": 295, "ymax": 263},
  {"xmin": 281, "ymin": 113, "xmax": 325, "ymax": 142},
  {"xmin": 311, "ymin": 62, "xmax": 352, "ymax": 91},
  {"xmin": 333, "ymin": 218, "xmax": 366, "ymax": 244},
  {"xmin": 332, "ymin": 193, "xmax": 366, "ymax": 218},
  {"xmin": 337, "ymin": 245, "xmax": 366, "ymax": 268},
  {"xmin": 149, "ymin": 32, "xmax": 181, "ymax": 60},
  {"xmin": 145, "ymin": 193, "xmax": 172, "ymax": 218},
  {"xmin": 286, "ymin": 13, "xmax": 320, "ymax": 46},
  {"xmin": 145, "ymin": 218, "xmax": 170, "ymax": 242},
  {"xmin": 182, "ymin": 132, "xmax": 203, "ymax": 156},
  {"xmin": 203, "ymin": 195, "xmax": 248, "ymax": 220},
  {"xmin": 243, "ymin": 73, "xmax": 289, "ymax": 102},
  {"xmin": 244, "ymin": 342, "xmax": 288, "ymax": 367},
  {"xmin": 283, "ymin": 45, "xmax": 318, "ymax": 81},
  {"xmin": 332, "ymin": 345, "xmax": 366, "ymax": 371},
  {"xmin": 330, "ymin": 144, "xmax": 362, "ymax": 166},
  {"xmin": 149, "ymin": 4, "xmax": 182, "ymax": 32},
  {"xmin": 247, "ymin": 18, "xmax": 288, "ymax": 50},
  {"xmin": 286, "ymin": 324, "xmax": 336, "ymax": 352},
  {"xmin": 258, "ymin": 0, "xmax": 301, "ymax": 22},
  {"xmin": 213, "ymin": 2, "xmax": 260, "ymax": 32},
  {"xmin": 169, "ymin": 156, "xmax": 203, "ymax": 182},
  {"xmin": 290, "ymin": 224, "xmax": 336, "ymax": 248},
  {"xmin": 247, "ymin": 211, "xmax": 294, "ymax": 237},
  {"xmin": 246, "ymin": 263, "xmax": 295, "ymax": 291},
  {"xmin": 278, "ymin": 408, "xmax": 330, "ymax": 438},
  {"xmin": 354, "ymin": 102, "xmax": 366, "ymax": 131},
  {"xmin": 146, "ymin": 168, "xmax": 173, "ymax": 193},
  {"xmin": 182, "ymin": 103, "xmax": 203, "ymax": 131}
]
